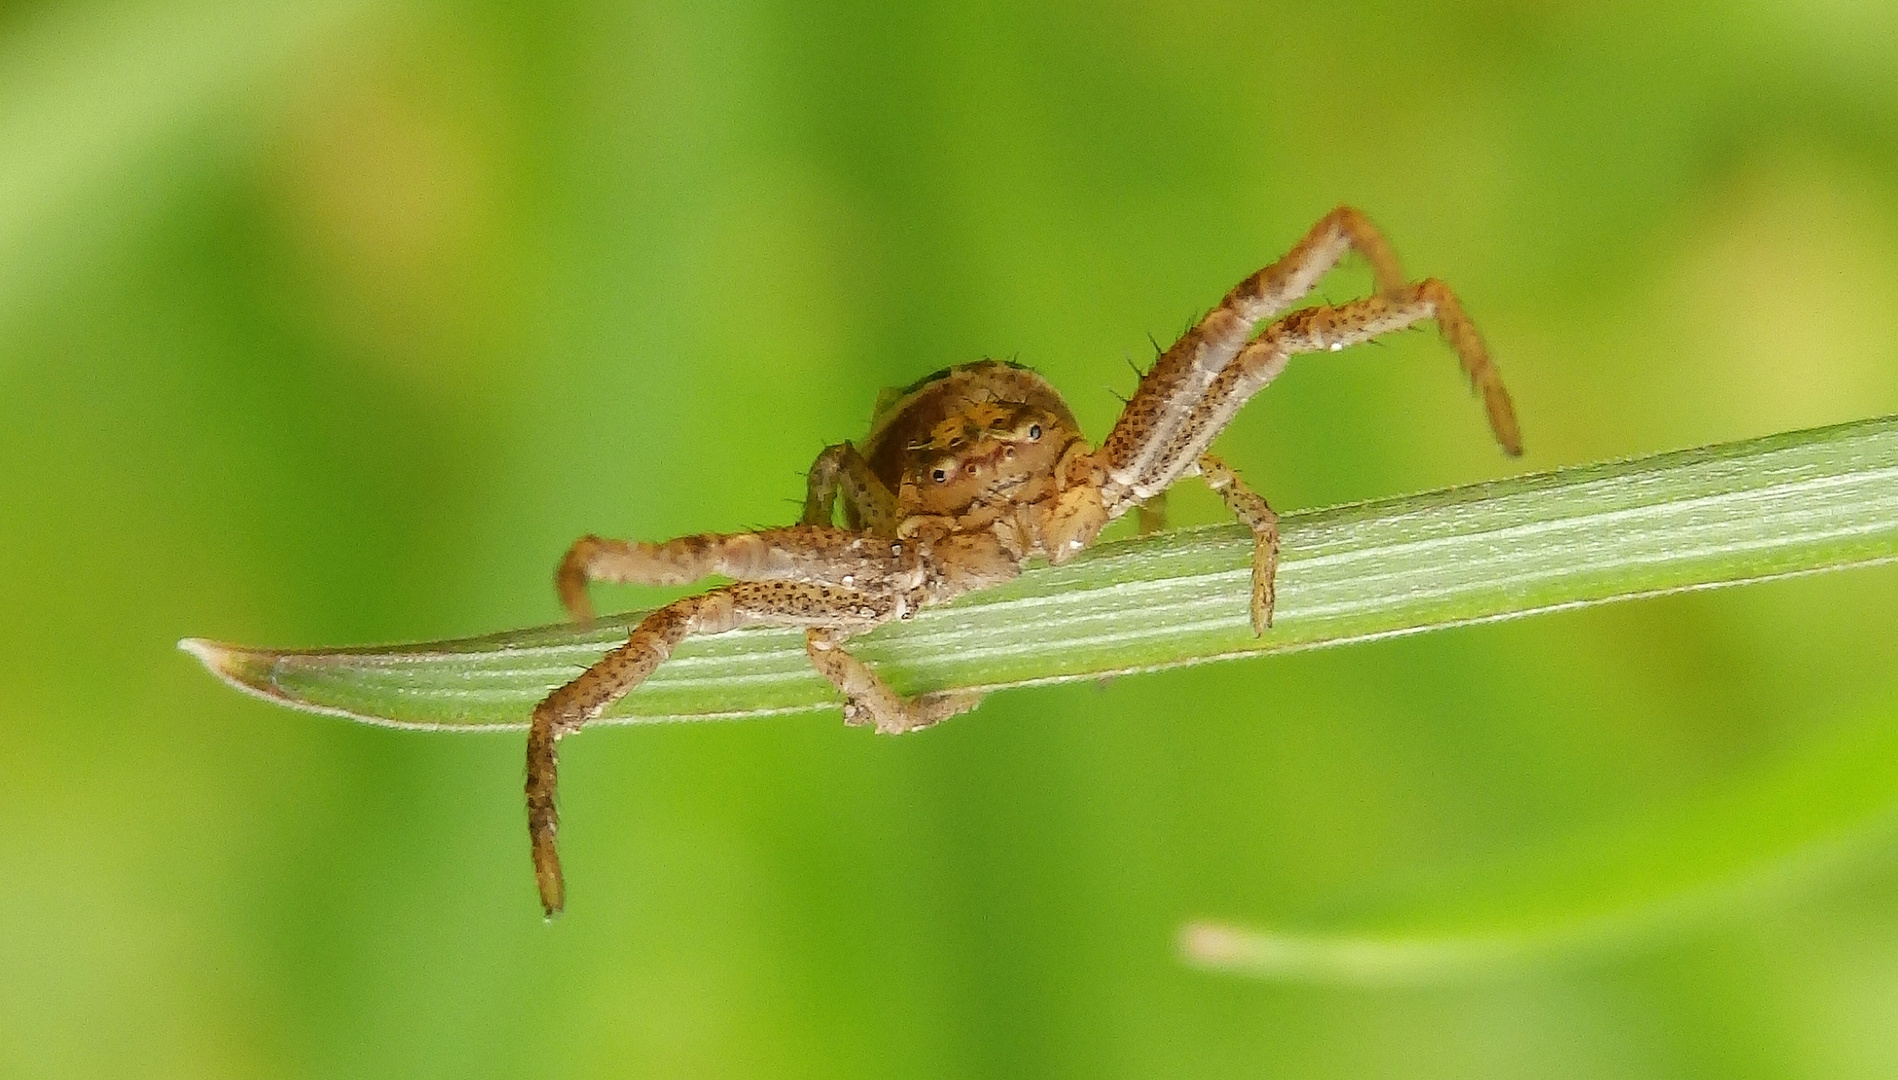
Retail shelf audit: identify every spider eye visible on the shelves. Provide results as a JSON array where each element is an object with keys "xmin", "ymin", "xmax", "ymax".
[
  {"xmin": 931, "ymin": 467, "xmax": 949, "ymax": 483},
  {"xmin": 1027, "ymin": 423, "xmax": 1042, "ymax": 441}
]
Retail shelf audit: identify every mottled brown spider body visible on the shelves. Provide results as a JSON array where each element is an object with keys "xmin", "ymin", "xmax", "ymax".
[
  {"xmin": 860, "ymin": 360, "xmax": 1082, "ymax": 526},
  {"xmin": 528, "ymin": 206, "xmax": 1523, "ymax": 916}
]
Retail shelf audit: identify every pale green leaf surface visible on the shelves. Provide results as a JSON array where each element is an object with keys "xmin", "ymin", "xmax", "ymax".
[{"xmin": 183, "ymin": 413, "xmax": 1898, "ymax": 731}]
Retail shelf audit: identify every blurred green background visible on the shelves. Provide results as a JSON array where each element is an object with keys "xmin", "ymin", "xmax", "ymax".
[{"xmin": 6, "ymin": 0, "xmax": 1898, "ymax": 1076}]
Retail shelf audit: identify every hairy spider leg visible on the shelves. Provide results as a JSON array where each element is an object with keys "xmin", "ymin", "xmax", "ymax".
[
  {"xmin": 1097, "ymin": 206, "xmax": 1419, "ymax": 501},
  {"xmin": 802, "ymin": 442, "xmax": 901, "ymax": 535},
  {"xmin": 527, "ymin": 581, "xmax": 901, "ymax": 917},
  {"xmin": 1093, "ymin": 285, "xmax": 1521, "ymax": 639},
  {"xmin": 556, "ymin": 525, "xmax": 902, "ymax": 621},
  {"xmin": 805, "ymin": 627, "xmax": 984, "ymax": 734},
  {"xmin": 1139, "ymin": 282, "xmax": 1521, "ymax": 498},
  {"xmin": 1194, "ymin": 454, "xmax": 1280, "ymax": 634}
]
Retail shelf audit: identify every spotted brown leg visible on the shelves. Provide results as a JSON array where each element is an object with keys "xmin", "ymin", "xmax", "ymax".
[
  {"xmin": 804, "ymin": 628, "xmax": 983, "ymax": 734},
  {"xmin": 1133, "ymin": 280, "xmax": 1523, "ymax": 499},
  {"xmin": 802, "ymin": 442, "xmax": 900, "ymax": 534},
  {"xmin": 556, "ymin": 525, "xmax": 897, "ymax": 620},
  {"xmin": 1098, "ymin": 206, "xmax": 1420, "ymax": 499},
  {"xmin": 1196, "ymin": 454, "xmax": 1279, "ymax": 634},
  {"xmin": 527, "ymin": 581, "xmax": 895, "ymax": 917}
]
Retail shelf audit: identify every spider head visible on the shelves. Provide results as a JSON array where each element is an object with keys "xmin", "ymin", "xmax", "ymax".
[
  {"xmin": 862, "ymin": 360, "xmax": 1085, "ymax": 520},
  {"xmin": 903, "ymin": 399, "xmax": 1077, "ymax": 515}
]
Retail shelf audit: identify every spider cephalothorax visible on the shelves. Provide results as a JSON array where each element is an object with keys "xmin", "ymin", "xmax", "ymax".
[
  {"xmin": 867, "ymin": 360, "xmax": 1083, "ymax": 524},
  {"xmin": 528, "ymin": 206, "xmax": 1522, "ymax": 916}
]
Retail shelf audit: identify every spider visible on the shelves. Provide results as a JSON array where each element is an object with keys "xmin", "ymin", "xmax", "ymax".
[{"xmin": 528, "ymin": 206, "xmax": 1522, "ymax": 916}]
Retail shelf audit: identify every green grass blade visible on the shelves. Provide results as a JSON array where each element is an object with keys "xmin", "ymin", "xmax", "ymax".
[
  {"xmin": 182, "ymin": 413, "xmax": 1898, "ymax": 731},
  {"xmin": 1181, "ymin": 698, "xmax": 1898, "ymax": 984}
]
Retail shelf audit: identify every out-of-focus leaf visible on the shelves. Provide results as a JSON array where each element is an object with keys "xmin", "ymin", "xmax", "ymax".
[
  {"xmin": 0, "ymin": 0, "xmax": 394, "ymax": 332},
  {"xmin": 1183, "ymin": 700, "xmax": 1898, "ymax": 984}
]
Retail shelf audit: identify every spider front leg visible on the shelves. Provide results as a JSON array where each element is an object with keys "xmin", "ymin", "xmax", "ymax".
[
  {"xmin": 1099, "ymin": 206, "xmax": 1423, "ymax": 496},
  {"xmin": 1124, "ymin": 279, "xmax": 1522, "ymax": 501},
  {"xmin": 1106, "ymin": 282, "xmax": 1519, "ymax": 636},
  {"xmin": 527, "ymin": 580, "xmax": 898, "ymax": 917}
]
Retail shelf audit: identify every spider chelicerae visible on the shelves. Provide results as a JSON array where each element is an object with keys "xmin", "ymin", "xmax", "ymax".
[{"xmin": 528, "ymin": 206, "xmax": 1522, "ymax": 916}]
